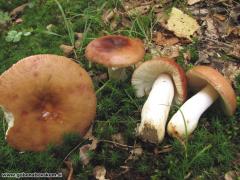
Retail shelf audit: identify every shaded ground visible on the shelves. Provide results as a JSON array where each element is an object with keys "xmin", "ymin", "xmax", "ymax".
[{"xmin": 0, "ymin": 0, "xmax": 239, "ymax": 179}]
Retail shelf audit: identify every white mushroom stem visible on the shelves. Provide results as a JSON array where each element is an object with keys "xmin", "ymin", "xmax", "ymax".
[
  {"xmin": 138, "ymin": 73, "xmax": 174, "ymax": 143},
  {"xmin": 108, "ymin": 67, "xmax": 128, "ymax": 81},
  {"xmin": 167, "ymin": 84, "xmax": 219, "ymax": 139},
  {"xmin": 0, "ymin": 106, "xmax": 15, "ymax": 138}
]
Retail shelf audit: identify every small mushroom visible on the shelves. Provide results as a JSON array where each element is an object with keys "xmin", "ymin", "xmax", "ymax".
[
  {"xmin": 167, "ymin": 66, "xmax": 237, "ymax": 139},
  {"xmin": 0, "ymin": 54, "xmax": 96, "ymax": 151},
  {"xmin": 85, "ymin": 35, "xmax": 145, "ymax": 81},
  {"xmin": 131, "ymin": 57, "xmax": 187, "ymax": 143}
]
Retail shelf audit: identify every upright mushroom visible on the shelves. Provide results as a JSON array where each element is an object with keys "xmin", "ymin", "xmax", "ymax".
[
  {"xmin": 132, "ymin": 57, "xmax": 187, "ymax": 143},
  {"xmin": 0, "ymin": 54, "xmax": 96, "ymax": 151},
  {"xmin": 85, "ymin": 35, "xmax": 145, "ymax": 80},
  {"xmin": 167, "ymin": 66, "xmax": 237, "ymax": 139}
]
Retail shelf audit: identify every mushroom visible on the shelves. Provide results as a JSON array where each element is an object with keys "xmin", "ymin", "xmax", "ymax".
[
  {"xmin": 167, "ymin": 66, "xmax": 237, "ymax": 139},
  {"xmin": 85, "ymin": 35, "xmax": 145, "ymax": 80},
  {"xmin": 0, "ymin": 54, "xmax": 96, "ymax": 151},
  {"xmin": 131, "ymin": 57, "xmax": 187, "ymax": 143}
]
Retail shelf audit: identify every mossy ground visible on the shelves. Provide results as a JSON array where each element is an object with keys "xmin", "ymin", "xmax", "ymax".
[{"xmin": 0, "ymin": 0, "xmax": 239, "ymax": 179}]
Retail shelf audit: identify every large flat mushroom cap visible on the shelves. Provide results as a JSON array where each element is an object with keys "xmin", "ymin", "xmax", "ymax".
[
  {"xmin": 0, "ymin": 54, "xmax": 96, "ymax": 151},
  {"xmin": 186, "ymin": 65, "xmax": 237, "ymax": 116},
  {"xmin": 85, "ymin": 35, "xmax": 145, "ymax": 68},
  {"xmin": 131, "ymin": 57, "xmax": 187, "ymax": 105}
]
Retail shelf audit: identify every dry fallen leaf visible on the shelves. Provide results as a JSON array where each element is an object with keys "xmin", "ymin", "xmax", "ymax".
[
  {"xmin": 79, "ymin": 144, "xmax": 92, "ymax": 165},
  {"xmin": 74, "ymin": 32, "xmax": 83, "ymax": 48},
  {"xmin": 59, "ymin": 44, "xmax": 74, "ymax": 57},
  {"xmin": 224, "ymin": 170, "xmax": 240, "ymax": 180},
  {"xmin": 125, "ymin": 145, "xmax": 143, "ymax": 162},
  {"xmin": 10, "ymin": 3, "xmax": 29, "ymax": 17},
  {"xmin": 222, "ymin": 63, "xmax": 240, "ymax": 84},
  {"xmin": 102, "ymin": 9, "xmax": 116, "ymax": 24},
  {"xmin": 229, "ymin": 40, "xmax": 240, "ymax": 58},
  {"xmin": 153, "ymin": 32, "xmax": 179, "ymax": 46},
  {"xmin": 79, "ymin": 139, "xmax": 98, "ymax": 166},
  {"xmin": 213, "ymin": 13, "xmax": 226, "ymax": 21},
  {"xmin": 167, "ymin": 7, "xmax": 200, "ymax": 40},
  {"xmin": 156, "ymin": 10, "xmax": 168, "ymax": 28},
  {"xmin": 187, "ymin": 0, "xmax": 202, "ymax": 5},
  {"xmin": 228, "ymin": 26, "xmax": 240, "ymax": 37},
  {"xmin": 121, "ymin": 16, "xmax": 132, "ymax": 28},
  {"xmin": 154, "ymin": 145, "xmax": 173, "ymax": 154},
  {"xmin": 15, "ymin": 18, "xmax": 23, "ymax": 24},
  {"xmin": 64, "ymin": 160, "xmax": 74, "ymax": 180},
  {"xmin": 93, "ymin": 165, "xmax": 107, "ymax": 180},
  {"xmin": 111, "ymin": 133, "xmax": 125, "ymax": 145},
  {"xmin": 79, "ymin": 126, "xmax": 98, "ymax": 165},
  {"xmin": 127, "ymin": 5, "xmax": 150, "ymax": 16},
  {"xmin": 75, "ymin": 32, "xmax": 83, "ymax": 41},
  {"xmin": 93, "ymin": 73, "xmax": 108, "ymax": 83},
  {"xmin": 205, "ymin": 16, "xmax": 219, "ymax": 39}
]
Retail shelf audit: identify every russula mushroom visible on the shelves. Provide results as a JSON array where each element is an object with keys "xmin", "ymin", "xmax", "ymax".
[
  {"xmin": 131, "ymin": 57, "xmax": 187, "ymax": 143},
  {"xmin": 85, "ymin": 35, "xmax": 145, "ymax": 80},
  {"xmin": 0, "ymin": 54, "xmax": 96, "ymax": 151},
  {"xmin": 167, "ymin": 66, "xmax": 237, "ymax": 139}
]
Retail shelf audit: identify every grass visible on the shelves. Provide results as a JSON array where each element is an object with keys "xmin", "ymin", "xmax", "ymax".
[{"xmin": 0, "ymin": 0, "xmax": 240, "ymax": 179}]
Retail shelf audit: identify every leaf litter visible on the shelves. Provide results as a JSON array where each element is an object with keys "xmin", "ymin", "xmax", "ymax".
[{"xmin": 8, "ymin": 0, "xmax": 239, "ymax": 178}]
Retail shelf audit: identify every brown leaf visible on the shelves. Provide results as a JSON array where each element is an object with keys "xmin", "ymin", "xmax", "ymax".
[
  {"xmin": 224, "ymin": 170, "xmax": 240, "ymax": 180},
  {"xmin": 213, "ymin": 13, "xmax": 226, "ymax": 21},
  {"xmin": 127, "ymin": 5, "xmax": 151, "ymax": 16},
  {"xmin": 59, "ymin": 44, "xmax": 74, "ymax": 57},
  {"xmin": 121, "ymin": 16, "xmax": 132, "ymax": 28},
  {"xmin": 93, "ymin": 73, "xmax": 108, "ymax": 82},
  {"xmin": 154, "ymin": 145, "xmax": 173, "ymax": 154},
  {"xmin": 75, "ymin": 32, "xmax": 83, "ymax": 41},
  {"xmin": 111, "ymin": 133, "xmax": 125, "ymax": 145},
  {"xmin": 222, "ymin": 63, "xmax": 240, "ymax": 85},
  {"xmin": 83, "ymin": 125, "xmax": 94, "ymax": 140},
  {"xmin": 183, "ymin": 50, "xmax": 191, "ymax": 62},
  {"xmin": 229, "ymin": 27, "xmax": 240, "ymax": 37},
  {"xmin": 64, "ymin": 160, "xmax": 74, "ymax": 180},
  {"xmin": 205, "ymin": 16, "xmax": 219, "ymax": 39},
  {"xmin": 153, "ymin": 32, "xmax": 179, "ymax": 46},
  {"xmin": 15, "ymin": 18, "xmax": 23, "ymax": 24},
  {"xmin": 125, "ymin": 145, "xmax": 143, "ymax": 162},
  {"xmin": 229, "ymin": 41, "xmax": 240, "ymax": 58},
  {"xmin": 10, "ymin": 3, "xmax": 29, "ymax": 17},
  {"xmin": 93, "ymin": 166, "xmax": 107, "ymax": 180},
  {"xmin": 74, "ymin": 33, "xmax": 83, "ymax": 49},
  {"xmin": 79, "ymin": 126, "xmax": 98, "ymax": 165},
  {"xmin": 79, "ymin": 144, "xmax": 92, "ymax": 165},
  {"xmin": 156, "ymin": 10, "xmax": 168, "ymax": 28}
]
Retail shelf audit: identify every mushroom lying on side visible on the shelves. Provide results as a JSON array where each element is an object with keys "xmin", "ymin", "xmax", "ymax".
[
  {"xmin": 132, "ymin": 57, "xmax": 187, "ymax": 143},
  {"xmin": 167, "ymin": 66, "xmax": 237, "ymax": 139},
  {"xmin": 0, "ymin": 54, "xmax": 96, "ymax": 151},
  {"xmin": 85, "ymin": 35, "xmax": 145, "ymax": 80}
]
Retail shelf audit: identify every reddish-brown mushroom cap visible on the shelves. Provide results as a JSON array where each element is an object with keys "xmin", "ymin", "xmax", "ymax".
[
  {"xmin": 186, "ymin": 66, "xmax": 237, "ymax": 116},
  {"xmin": 131, "ymin": 57, "xmax": 187, "ymax": 104},
  {"xmin": 0, "ymin": 54, "xmax": 96, "ymax": 151},
  {"xmin": 85, "ymin": 35, "xmax": 145, "ymax": 68}
]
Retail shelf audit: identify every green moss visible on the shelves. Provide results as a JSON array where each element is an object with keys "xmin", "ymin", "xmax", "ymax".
[{"xmin": 0, "ymin": 1, "xmax": 239, "ymax": 179}]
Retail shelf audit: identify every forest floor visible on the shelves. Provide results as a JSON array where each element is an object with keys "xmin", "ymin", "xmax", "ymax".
[{"xmin": 0, "ymin": 0, "xmax": 239, "ymax": 179}]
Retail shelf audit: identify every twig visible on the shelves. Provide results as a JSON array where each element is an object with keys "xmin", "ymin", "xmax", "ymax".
[
  {"xmin": 63, "ymin": 140, "xmax": 87, "ymax": 161},
  {"xmin": 99, "ymin": 139, "xmax": 134, "ymax": 149},
  {"xmin": 113, "ymin": 166, "xmax": 130, "ymax": 179},
  {"xmin": 202, "ymin": 37, "xmax": 233, "ymax": 48}
]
